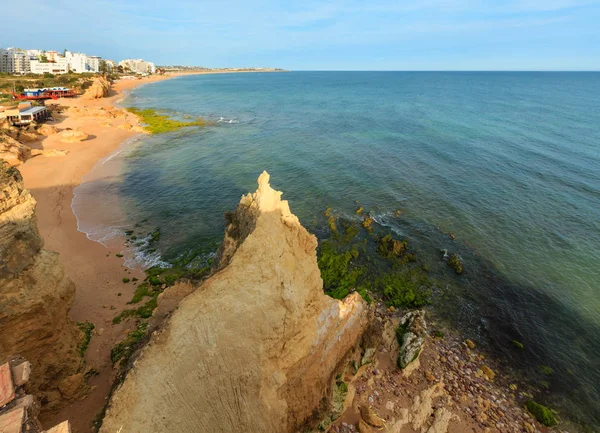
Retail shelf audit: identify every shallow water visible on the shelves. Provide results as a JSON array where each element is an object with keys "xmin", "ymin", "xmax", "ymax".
[{"xmin": 75, "ymin": 71, "xmax": 600, "ymax": 426}]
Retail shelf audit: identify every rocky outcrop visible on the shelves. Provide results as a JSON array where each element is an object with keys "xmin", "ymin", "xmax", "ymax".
[
  {"xmin": 0, "ymin": 134, "xmax": 32, "ymax": 166},
  {"xmin": 82, "ymin": 76, "xmax": 111, "ymax": 99},
  {"xmin": 0, "ymin": 163, "xmax": 82, "ymax": 413},
  {"xmin": 36, "ymin": 124, "xmax": 59, "ymax": 136},
  {"xmin": 0, "ymin": 357, "xmax": 72, "ymax": 433},
  {"xmin": 397, "ymin": 310, "xmax": 426, "ymax": 370},
  {"xmin": 100, "ymin": 171, "xmax": 369, "ymax": 433},
  {"xmin": 58, "ymin": 129, "xmax": 88, "ymax": 143}
]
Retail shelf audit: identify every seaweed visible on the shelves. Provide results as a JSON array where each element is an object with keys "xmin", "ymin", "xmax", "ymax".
[
  {"xmin": 126, "ymin": 107, "xmax": 213, "ymax": 134},
  {"xmin": 526, "ymin": 400, "xmax": 558, "ymax": 426}
]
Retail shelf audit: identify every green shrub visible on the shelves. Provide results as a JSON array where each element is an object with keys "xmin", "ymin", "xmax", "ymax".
[
  {"xmin": 526, "ymin": 401, "xmax": 557, "ymax": 426},
  {"xmin": 76, "ymin": 321, "xmax": 95, "ymax": 356},
  {"xmin": 110, "ymin": 321, "xmax": 148, "ymax": 366},
  {"xmin": 129, "ymin": 283, "xmax": 152, "ymax": 304},
  {"xmin": 148, "ymin": 276, "xmax": 162, "ymax": 286},
  {"xmin": 136, "ymin": 295, "xmax": 158, "ymax": 318},
  {"xmin": 539, "ymin": 365, "xmax": 554, "ymax": 376},
  {"xmin": 116, "ymin": 253, "xmax": 124, "ymax": 258},
  {"xmin": 122, "ymin": 278, "xmax": 130, "ymax": 283},
  {"xmin": 112, "ymin": 295, "xmax": 157, "ymax": 323}
]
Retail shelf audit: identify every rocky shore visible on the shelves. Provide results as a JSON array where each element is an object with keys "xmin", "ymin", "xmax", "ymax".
[
  {"xmin": 95, "ymin": 173, "xmax": 560, "ymax": 433},
  {"xmin": 1, "ymin": 73, "xmax": 577, "ymax": 433}
]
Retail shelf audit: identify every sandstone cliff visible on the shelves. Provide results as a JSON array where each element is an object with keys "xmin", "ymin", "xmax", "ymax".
[
  {"xmin": 100, "ymin": 172, "xmax": 369, "ymax": 433},
  {"xmin": 82, "ymin": 76, "xmax": 111, "ymax": 99},
  {"xmin": 0, "ymin": 133, "xmax": 32, "ymax": 166},
  {"xmin": 0, "ymin": 162, "xmax": 82, "ymax": 412}
]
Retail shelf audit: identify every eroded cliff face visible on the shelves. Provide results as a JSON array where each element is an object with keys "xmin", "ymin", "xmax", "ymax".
[
  {"xmin": 100, "ymin": 171, "xmax": 369, "ymax": 433},
  {"xmin": 0, "ymin": 162, "xmax": 82, "ymax": 412},
  {"xmin": 82, "ymin": 76, "xmax": 111, "ymax": 99}
]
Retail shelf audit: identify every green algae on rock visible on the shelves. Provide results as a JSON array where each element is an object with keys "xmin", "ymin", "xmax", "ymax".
[
  {"xmin": 526, "ymin": 400, "xmax": 558, "ymax": 426},
  {"xmin": 127, "ymin": 107, "xmax": 212, "ymax": 134},
  {"xmin": 447, "ymin": 253, "xmax": 463, "ymax": 274}
]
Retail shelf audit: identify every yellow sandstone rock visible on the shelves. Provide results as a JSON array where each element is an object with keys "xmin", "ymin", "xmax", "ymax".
[
  {"xmin": 481, "ymin": 365, "xmax": 496, "ymax": 380},
  {"xmin": 99, "ymin": 172, "xmax": 369, "ymax": 433}
]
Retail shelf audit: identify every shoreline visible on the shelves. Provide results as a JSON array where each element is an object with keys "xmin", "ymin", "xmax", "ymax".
[
  {"xmin": 15, "ymin": 71, "xmax": 231, "ymax": 431},
  {"xmin": 13, "ymin": 70, "xmax": 591, "ymax": 431}
]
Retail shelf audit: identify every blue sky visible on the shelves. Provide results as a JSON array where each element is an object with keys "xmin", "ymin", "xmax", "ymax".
[{"xmin": 2, "ymin": 0, "xmax": 599, "ymax": 70}]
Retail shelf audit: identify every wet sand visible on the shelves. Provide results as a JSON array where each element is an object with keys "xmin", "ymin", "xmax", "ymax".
[{"xmin": 18, "ymin": 72, "xmax": 198, "ymax": 432}]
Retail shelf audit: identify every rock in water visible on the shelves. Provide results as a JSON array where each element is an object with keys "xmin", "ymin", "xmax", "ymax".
[
  {"xmin": 397, "ymin": 310, "xmax": 427, "ymax": 369},
  {"xmin": 100, "ymin": 171, "xmax": 369, "ymax": 433},
  {"xmin": 0, "ymin": 162, "xmax": 82, "ymax": 413}
]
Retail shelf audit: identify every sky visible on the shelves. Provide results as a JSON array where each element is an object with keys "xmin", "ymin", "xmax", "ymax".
[{"xmin": 1, "ymin": 0, "xmax": 599, "ymax": 70}]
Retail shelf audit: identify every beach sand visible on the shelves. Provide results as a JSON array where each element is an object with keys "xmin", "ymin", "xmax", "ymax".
[{"xmin": 17, "ymin": 73, "xmax": 193, "ymax": 432}]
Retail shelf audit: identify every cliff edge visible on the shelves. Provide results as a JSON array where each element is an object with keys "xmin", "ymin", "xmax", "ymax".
[
  {"xmin": 0, "ymin": 162, "xmax": 82, "ymax": 412},
  {"xmin": 100, "ymin": 171, "xmax": 369, "ymax": 433}
]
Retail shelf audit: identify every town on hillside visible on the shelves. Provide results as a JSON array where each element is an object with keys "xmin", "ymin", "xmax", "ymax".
[{"xmin": 0, "ymin": 47, "xmax": 155, "ymax": 75}]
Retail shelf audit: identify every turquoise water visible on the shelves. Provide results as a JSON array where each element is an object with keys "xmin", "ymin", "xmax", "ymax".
[{"xmin": 83, "ymin": 72, "xmax": 600, "ymax": 426}]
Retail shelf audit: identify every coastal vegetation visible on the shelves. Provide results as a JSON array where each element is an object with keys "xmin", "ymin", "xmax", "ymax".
[
  {"xmin": 126, "ymin": 107, "xmax": 213, "ymax": 134},
  {"xmin": 316, "ymin": 207, "xmax": 432, "ymax": 308},
  {"xmin": 512, "ymin": 340, "xmax": 525, "ymax": 350},
  {"xmin": 447, "ymin": 253, "xmax": 463, "ymax": 274},
  {"xmin": 76, "ymin": 321, "xmax": 95, "ymax": 356},
  {"xmin": 526, "ymin": 400, "xmax": 558, "ymax": 426},
  {"xmin": 0, "ymin": 72, "xmax": 110, "ymax": 104},
  {"xmin": 110, "ymin": 321, "xmax": 148, "ymax": 367},
  {"xmin": 112, "ymin": 226, "xmax": 212, "ymax": 326}
]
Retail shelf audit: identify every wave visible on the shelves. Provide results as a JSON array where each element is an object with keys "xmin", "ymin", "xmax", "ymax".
[{"xmin": 217, "ymin": 116, "xmax": 240, "ymax": 124}]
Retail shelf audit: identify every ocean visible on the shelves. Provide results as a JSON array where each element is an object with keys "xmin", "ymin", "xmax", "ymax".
[{"xmin": 73, "ymin": 71, "xmax": 600, "ymax": 427}]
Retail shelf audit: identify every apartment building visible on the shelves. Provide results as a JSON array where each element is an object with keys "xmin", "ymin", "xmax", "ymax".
[
  {"xmin": 118, "ymin": 59, "xmax": 156, "ymax": 74},
  {"xmin": 0, "ymin": 48, "xmax": 30, "ymax": 74},
  {"xmin": 30, "ymin": 58, "xmax": 70, "ymax": 74}
]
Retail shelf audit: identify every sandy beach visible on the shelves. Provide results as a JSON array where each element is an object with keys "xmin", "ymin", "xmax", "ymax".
[{"xmin": 16, "ymin": 73, "xmax": 193, "ymax": 432}]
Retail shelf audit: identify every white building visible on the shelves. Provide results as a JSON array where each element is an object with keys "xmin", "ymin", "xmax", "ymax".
[
  {"xmin": 0, "ymin": 48, "xmax": 30, "ymax": 74},
  {"xmin": 30, "ymin": 58, "xmax": 70, "ymax": 74},
  {"xmin": 118, "ymin": 59, "xmax": 156, "ymax": 75},
  {"xmin": 26, "ymin": 49, "xmax": 42, "ymax": 58},
  {"xmin": 45, "ymin": 50, "xmax": 62, "ymax": 62},
  {"xmin": 64, "ymin": 51, "xmax": 88, "ymax": 73},
  {"xmin": 104, "ymin": 59, "xmax": 117, "ymax": 72},
  {"xmin": 87, "ymin": 56, "xmax": 101, "ymax": 73}
]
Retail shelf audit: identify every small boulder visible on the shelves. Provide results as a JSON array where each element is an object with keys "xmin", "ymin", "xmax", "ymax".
[
  {"xmin": 397, "ymin": 310, "xmax": 426, "ymax": 369},
  {"xmin": 58, "ymin": 373, "xmax": 87, "ymax": 400},
  {"xmin": 481, "ymin": 365, "xmax": 496, "ymax": 380},
  {"xmin": 360, "ymin": 406, "xmax": 385, "ymax": 428},
  {"xmin": 59, "ymin": 129, "xmax": 88, "ymax": 143},
  {"xmin": 17, "ymin": 130, "xmax": 39, "ymax": 143},
  {"xmin": 37, "ymin": 124, "xmax": 59, "ymax": 136}
]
